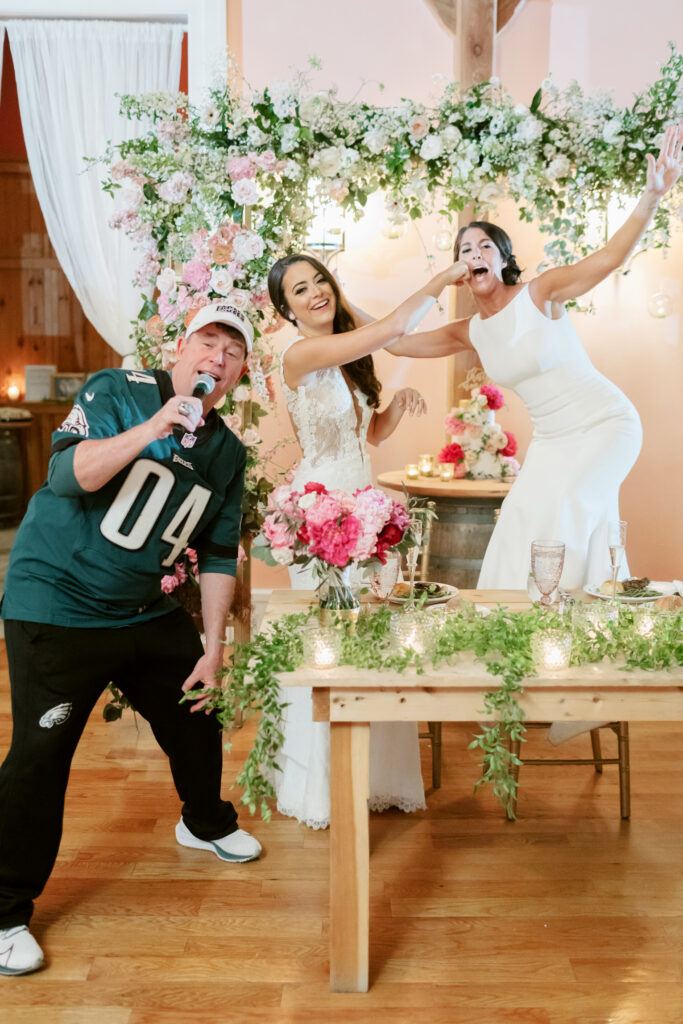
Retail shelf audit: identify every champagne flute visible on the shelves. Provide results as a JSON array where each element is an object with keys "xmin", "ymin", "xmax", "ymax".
[
  {"xmin": 530, "ymin": 540, "xmax": 565, "ymax": 607},
  {"xmin": 607, "ymin": 520, "xmax": 627, "ymax": 600},
  {"xmin": 406, "ymin": 516, "xmax": 424, "ymax": 599},
  {"xmin": 368, "ymin": 551, "xmax": 401, "ymax": 607}
]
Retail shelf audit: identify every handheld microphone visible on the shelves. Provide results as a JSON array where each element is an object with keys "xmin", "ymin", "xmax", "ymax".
[{"xmin": 174, "ymin": 374, "xmax": 216, "ymax": 448}]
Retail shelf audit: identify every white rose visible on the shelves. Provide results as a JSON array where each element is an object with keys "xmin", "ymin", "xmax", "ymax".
[
  {"xmin": 420, "ymin": 133, "xmax": 443, "ymax": 161},
  {"xmin": 492, "ymin": 431, "xmax": 507, "ymax": 450},
  {"xmin": 233, "ymin": 384, "xmax": 251, "ymax": 402},
  {"xmin": 272, "ymin": 546, "xmax": 294, "ymax": 566},
  {"xmin": 226, "ymin": 288, "xmax": 251, "ymax": 310},
  {"xmin": 209, "ymin": 268, "xmax": 233, "ymax": 296},
  {"xmin": 298, "ymin": 92, "xmax": 329, "ymax": 124},
  {"xmin": 547, "ymin": 154, "xmax": 571, "ymax": 180},
  {"xmin": 298, "ymin": 492, "xmax": 317, "ymax": 510},
  {"xmin": 475, "ymin": 393, "xmax": 489, "ymax": 407},
  {"xmin": 464, "ymin": 450, "xmax": 478, "ymax": 468},
  {"xmin": 408, "ymin": 114, "xmax": 430, "ymax": 141},
  {"xmin": 232, "ymin": 230, "xmax": 265, "ymax": 262},
  {"xmin": 242, "ymin": 427, "xmax": 261, "ymax": 446},
  {"xmin": 441, "ymin": 126, "xmax": 462, "ymax": 152},
  {"xmin": 156, "ymin": 267, "xmax": 177, "ymax": 295},
  {"xmin": 315, "ymin": 146, "xmax": 343, "ymax": 177},
  {"xmin": 364, "ymin": 127, "xmax": 389, "ymax": 154},
  {"xmin": 232, "ymin": 178, "xmax": 260, "ymax": 206},
  {"xmin": 478, "ymin": 182, "xmax": 502, "ymax": 207}
]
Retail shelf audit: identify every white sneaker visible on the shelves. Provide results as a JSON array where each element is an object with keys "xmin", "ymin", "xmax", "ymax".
[
  {"xmin": 175, "ymin": 819, "xmax": 262, "ymax": 863},
  {"xmin": 0, "ymin": 926, "xmax": 44, "ymax": 976}
]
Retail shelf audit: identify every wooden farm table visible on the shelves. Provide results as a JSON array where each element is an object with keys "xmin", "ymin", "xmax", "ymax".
[{"xmin": 265, "ymin": 589, "xmax": 683, "ymax": 993}]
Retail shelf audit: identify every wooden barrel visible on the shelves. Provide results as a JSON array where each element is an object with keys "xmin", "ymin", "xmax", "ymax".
[
  {"xmin": 426, "ymin": 495, "xmax": 501, "ymax": 589},
  {"xmin": 0, "ymin": 427, "xmax": 24, "ymax": 527}
]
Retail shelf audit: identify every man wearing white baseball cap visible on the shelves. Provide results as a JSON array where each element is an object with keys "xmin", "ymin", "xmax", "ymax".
[{"xmin": 0, "ymin": 301, "xmax": 261, "ymax": 975}]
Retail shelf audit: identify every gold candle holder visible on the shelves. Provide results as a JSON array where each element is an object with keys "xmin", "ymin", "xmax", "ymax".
[
  {"xmin": 439, "ymin": 464, "xmax": 454, "ymax": 481},
  {"xmin": 418, "ymin": 453, "xmax": 435, "ymax": 476},
  {"xmin": 404, "ymin": 463, "xmax": 419, "ymax": 480}
]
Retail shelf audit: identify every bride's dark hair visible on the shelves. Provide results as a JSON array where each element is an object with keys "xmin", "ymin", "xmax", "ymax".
[
  {"xmin": 454, "ymin": 221, "xmax": 523, "ymax": 286},
  {"xmin": 267, "ymin": 253, "xmax": 382, "ymax": 408}
]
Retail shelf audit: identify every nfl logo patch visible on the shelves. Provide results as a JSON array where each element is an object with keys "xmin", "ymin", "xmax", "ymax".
[{"xmin": 180, "ymin": 432, "xmax": 197, "ymax": 449}]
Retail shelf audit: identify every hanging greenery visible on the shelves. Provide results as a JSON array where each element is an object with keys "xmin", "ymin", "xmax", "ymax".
[{"xmin": 190, "ymin": 602, "xmax": 683, "ymax": 820}]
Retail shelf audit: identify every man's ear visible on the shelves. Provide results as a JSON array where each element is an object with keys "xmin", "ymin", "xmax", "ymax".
[{"xmin": 176, "ymin": 334, "xmax": 187, "ymax": 357}]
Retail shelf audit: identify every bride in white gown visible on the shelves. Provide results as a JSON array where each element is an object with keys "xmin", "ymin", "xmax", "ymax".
[
  {"xmin": 266, "ymin": 252, "xmax": 465, "ymax": 828},
  {"xmin": 389, "ymin": 124, "xmax": 682, "ymax": 592}
]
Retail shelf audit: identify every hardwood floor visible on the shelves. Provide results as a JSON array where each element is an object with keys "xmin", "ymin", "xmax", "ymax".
[{"xmin": 1, "ymin": 640, "xmax": 682, "ymax": 1023}]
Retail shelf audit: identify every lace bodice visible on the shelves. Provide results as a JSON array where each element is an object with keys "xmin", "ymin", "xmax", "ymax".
[{"xmin": 280, "ymin": 338, "xmax": 373, "ymax": 491}]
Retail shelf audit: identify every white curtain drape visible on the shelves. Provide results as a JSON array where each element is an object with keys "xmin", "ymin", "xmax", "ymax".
[{"xmin": 7, "ymin": 19, "xmax": 183, "ymax": 365}]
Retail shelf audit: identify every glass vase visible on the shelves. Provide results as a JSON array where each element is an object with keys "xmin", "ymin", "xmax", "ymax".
[{"xmin": 317, "ymin": 564, "xmax": 361, "ymax": 628}]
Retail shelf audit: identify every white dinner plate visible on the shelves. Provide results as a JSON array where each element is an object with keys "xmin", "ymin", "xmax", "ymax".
[
  {"xmin": 583, "ymin": 583, "xmax": 663, "ymax": 605},
  {"xmin": 389, "ymin": 583, "xmax": 459, "ymax": 606}
]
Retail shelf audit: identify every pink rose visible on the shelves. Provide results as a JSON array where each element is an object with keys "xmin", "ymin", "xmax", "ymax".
[
  {"xmin": 444, "ymin": 412, "xmax": 466, "ymax": 435},
  {"xmin": 160, "ymin": 574, "xmax": 178, "ymax": 594},
  {"xmin": 500, "ymin": 430, "xmax": 518, "ymax": 457},
  {"xmin": 226, "ymin": 155, "xmax": 256, "ymax": 181},
  {"xmin": 480, "ymin": 384, "xmax": 504, "ymax": 410}
]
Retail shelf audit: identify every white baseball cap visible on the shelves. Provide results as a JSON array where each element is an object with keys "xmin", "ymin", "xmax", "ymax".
[{"xmin": 185, "ymin": 302, "xmax": 253, "ymax": 353}]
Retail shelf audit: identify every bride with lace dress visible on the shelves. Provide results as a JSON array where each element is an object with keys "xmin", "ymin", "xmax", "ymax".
[{"xmin": 266, "ymin": 252, "xmax": 463, "ymax": 828}]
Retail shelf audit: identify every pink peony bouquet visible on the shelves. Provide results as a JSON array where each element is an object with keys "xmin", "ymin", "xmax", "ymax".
[{"xmin": 262, "ymin": 482, "xmax": 413, "ymax": 577}]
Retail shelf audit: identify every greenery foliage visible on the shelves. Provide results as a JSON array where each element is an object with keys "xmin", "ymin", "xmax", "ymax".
[{"xmin": 190, "ymin": 602, "xmax": 683, "ymax": 820}]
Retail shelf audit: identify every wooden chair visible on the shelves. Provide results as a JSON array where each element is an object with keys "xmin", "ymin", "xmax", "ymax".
[
  {"xmin": 506, "ymin": 722, "xmax": 631, "ymax": 820},
  {"xmin": 419, "ymin": 722, "xmax": 442, "ymax": 789}
]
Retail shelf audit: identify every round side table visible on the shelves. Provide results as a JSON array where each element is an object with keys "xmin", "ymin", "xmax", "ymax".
[{"xmin": 377, "ymin": 470, "xmax": 514, "ymax": 589}]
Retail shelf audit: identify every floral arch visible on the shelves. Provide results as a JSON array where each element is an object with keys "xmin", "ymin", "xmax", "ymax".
[{"xmin": 102, "ymin": 48, "xmax": 683, "ymax": 532}]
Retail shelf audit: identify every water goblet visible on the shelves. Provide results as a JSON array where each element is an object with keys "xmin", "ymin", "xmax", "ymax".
[
  {"xmin": 530, "ymin": 540, "xmax": 566, "ymax": 607},
  {"xmin": 368, "ymin": 551, "xmax": 401, "ymax": 607},
  {"xmin": 607, "ymin": 520, "xmax": 627, "ymax": 600},
  {"xmin": 406, "ymin": 516, "xmax": 424, "ymax": 598}
]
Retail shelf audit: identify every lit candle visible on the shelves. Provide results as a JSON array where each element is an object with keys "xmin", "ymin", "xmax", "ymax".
[
  {"xmin": 405, "ymin": 464, "xmax": 419, "ymax": 479},
  {"xmin": 390, "ymin": 613, "xmax": 428, "ymax": 655},
  {"xmin": 418, "ymin": 453, "xmax": 435, "ymax": 477},
  {"xmin": 439, "ymin": 464, "xmax": 454, "ymax": 481},
  {"xmin": 531, "ymin": 630, "xmax": 572, "ymax": 671},
  {"xmin": 7, "ymin": 384, "xmax": 20, "ymax": 401},
  {"xmin": 303, "ymin": 626, "xmax": 341, "ymax": 669}
]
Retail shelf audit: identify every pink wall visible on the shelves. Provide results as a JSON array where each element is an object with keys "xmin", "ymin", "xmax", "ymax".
[{"xmin": 243, "ymin": 0, "xmax": 683, "ymax": 588}]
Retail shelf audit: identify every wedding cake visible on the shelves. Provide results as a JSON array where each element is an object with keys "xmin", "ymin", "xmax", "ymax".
[{"xmin": 441, "ymin": 384, "xmax": 520, "ymax": 481}]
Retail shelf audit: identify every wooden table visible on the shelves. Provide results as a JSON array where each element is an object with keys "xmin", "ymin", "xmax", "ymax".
[
  {"xmin": 377, "ymin": 471, "xmax": 514, "ymax": 588},
  {"xmin": 265, "ymin": 588, "xmax": 683, "ymax": 993}
]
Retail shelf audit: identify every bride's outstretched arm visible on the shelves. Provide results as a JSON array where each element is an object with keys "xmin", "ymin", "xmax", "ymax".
[
  {"xmin": 283, "ymin": 264, "xmax": 465, "ymax": 388},
  {"xmin": 386, "ymin": 316, "xmax": 473, "ymax": 358},
  {"xmin": 532, "ymin": 122, "xmax": 683, "ymax": 306},
  {"xmin": 366, "ymin": 388, "xmax": 427, "ymax": 447}
]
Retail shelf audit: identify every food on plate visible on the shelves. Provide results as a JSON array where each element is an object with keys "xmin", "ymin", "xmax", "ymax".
[
  {"xmin": 654, "ymin": 594, "xmax": 683, "ymax": 610},
  {"xmin": 600, "ymin": 579, "xmax": 624, "ymax": 595},
  {"xmin": 622, "ymin": 576, "xmax": 650, "ymax": 592},
  {"xmin": 391, "ymin": 581, "xmax": 449, "ymax": 600}
]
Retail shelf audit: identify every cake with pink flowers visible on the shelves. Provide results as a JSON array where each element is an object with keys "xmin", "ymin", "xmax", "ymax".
[{"xmin": 440, "ymin": 384, "xmax": 520, "ymax": 481}]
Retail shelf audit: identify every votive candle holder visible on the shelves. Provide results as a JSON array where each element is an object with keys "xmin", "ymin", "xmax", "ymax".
[
  {"xmin": 439, "ymin": 464, "xmax": 454, "ymax": 481},
  {"xmin": 531, "ymin": 629, "xmax": 572, "ymax": 672},
  {"xmin": 405, "ymin": 463, "xmax": 420, "ymax": 480},
  {"xmin": 418, "ymin": 453, "xmax": 435, "ymax": 476},
  {"xmin": 302, "ymin": 624, "xmax": 342, "ymax": 669},
  {"xmin": 390, "ymin": 612, "xmax": 429, "ymax": 656},
  {"xmin": 633, "ymin": 608, "xmax": 656, "ymax": 638}
]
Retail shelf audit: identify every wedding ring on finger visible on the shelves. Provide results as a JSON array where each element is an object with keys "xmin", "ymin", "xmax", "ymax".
[{"xmin": 178, "ymin": 400, "xmax": 192, "ymax": 416}]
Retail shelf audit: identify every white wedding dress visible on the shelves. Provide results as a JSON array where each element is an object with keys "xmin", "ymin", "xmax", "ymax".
[
  {"xmin": 470, "ymin": 285, "xmax": 642, "ymax": 744},
  {"xmin": 274, "ymin": 340, "xmax": 426, "ymax": 828},
  {"xmin": 471, "ymin": 285, "xmax": 642, "ymax": 591}
]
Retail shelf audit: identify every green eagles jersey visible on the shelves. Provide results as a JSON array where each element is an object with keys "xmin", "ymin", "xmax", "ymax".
[{"xmin": 1, "ymin": 368, "xmax": 246, "ymax": 628}]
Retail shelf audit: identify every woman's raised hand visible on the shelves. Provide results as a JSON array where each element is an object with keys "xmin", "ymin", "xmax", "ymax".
[
  {"xmin": 646, "ymin": 122, "xmax": 683, "ymax": 199},
  {"xmin": 447, "ymin": 260, "xmax": 471, "ymax": 286},
  {"xmin": 393, "ymin": 388, "xmax": 427, "ymax": 416}
]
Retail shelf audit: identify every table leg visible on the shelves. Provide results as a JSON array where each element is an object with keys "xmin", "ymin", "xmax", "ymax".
[{"xmin": 329, "ymin": 721, "xmax": 370, "ymax": 992}]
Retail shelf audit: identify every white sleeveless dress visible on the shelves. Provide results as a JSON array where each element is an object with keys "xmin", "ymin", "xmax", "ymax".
[
  {"xmin": 470, "ymin": 285, "xmax": 642, "ymax": 591},
  {"xmin": 275, "ymin": 340, "xmax": 426, "ymax": 828}
]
